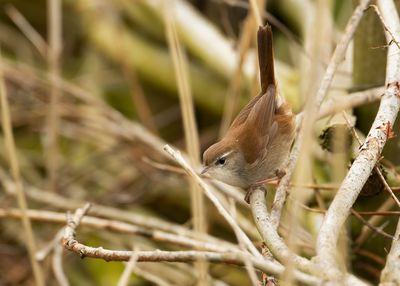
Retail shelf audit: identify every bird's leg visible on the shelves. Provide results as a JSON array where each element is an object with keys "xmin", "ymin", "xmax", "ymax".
[
  {"xmin": 253, "ymin": 176, "xmax": 280, "ymax": 187},
  {"xmin": 245, "ymin": 169, "xmax": 286, "ymax": 203}
]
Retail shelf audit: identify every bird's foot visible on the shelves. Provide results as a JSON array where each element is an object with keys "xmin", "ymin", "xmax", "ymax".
[
  {"xmin": 245, "ymin": 171, "xmax": 286, "ymax": 204},
  {"xmin": 244, "ymin": 185, "xmax": 267, "ymax": 204},
  {"xmin": 275, "ymin": 169, "xmax": 286, "ymax": 179}
]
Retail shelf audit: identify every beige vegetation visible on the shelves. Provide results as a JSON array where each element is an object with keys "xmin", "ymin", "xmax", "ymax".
[{"xmin": 0, "ymin": 0, "xmax": 400, "ymax": 285}]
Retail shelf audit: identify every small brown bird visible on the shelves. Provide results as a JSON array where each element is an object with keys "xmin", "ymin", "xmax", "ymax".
[{"xmin": 202, "ymin": 25, "xmax": 295, "ymax": 201}]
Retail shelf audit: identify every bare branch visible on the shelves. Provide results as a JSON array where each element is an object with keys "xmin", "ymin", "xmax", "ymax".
[
  {"xmin": 315, "ymin": 0, "xmax": 400, "ymax": 280},
  {"xmin": 249, "ymin": 188, "xmax": 316, "ymax": 275},
  {"xmin": 317, "ymin": 87, "xmax": 384, "ymax": 119},
  {"xmin": 62, "ymin": 205, "xmax": 320, "ymax": 285},
  {"xmin": 270, "ymin": 0, "xmax": 372, "ymax": 231},
  {"xmin": 163, "ymin": 145, "xmax": 261, "ymax": 258}
]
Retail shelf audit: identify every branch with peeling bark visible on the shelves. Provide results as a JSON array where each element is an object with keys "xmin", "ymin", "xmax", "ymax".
[{"xmin": 315, "ymin": 0, "xmax": 400, "ymax": 281}]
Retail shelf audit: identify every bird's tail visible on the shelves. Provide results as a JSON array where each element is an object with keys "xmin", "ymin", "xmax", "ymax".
[{"xmin": 257, "ymin": 24, "xmax": 275, "ymax": 95}]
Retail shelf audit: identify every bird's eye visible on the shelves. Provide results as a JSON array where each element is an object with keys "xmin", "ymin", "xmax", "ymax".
[{"xmin": 216, "ymin": 157, "xmax": 226, "ymax": 166}]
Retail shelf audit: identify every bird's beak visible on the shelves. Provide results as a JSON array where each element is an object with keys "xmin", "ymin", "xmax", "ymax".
[{"xmin": 200, "ymin": 166, "xmax": 209, "ymax": 175}]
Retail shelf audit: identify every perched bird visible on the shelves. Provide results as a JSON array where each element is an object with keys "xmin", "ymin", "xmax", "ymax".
[{"xmin": 201, "ymin": 25, "xmax": 295, "ymax": 201}]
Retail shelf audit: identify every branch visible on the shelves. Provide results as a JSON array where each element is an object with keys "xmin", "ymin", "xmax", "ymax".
[
  {"xmin": 317, "ymin": 86, "xmax": 384, "ymax": 119},
  {"xmin": 62, "ymin": 205, "xmax": 321, "ymax": 286},
  {"xmin": 380, "ymin": 219, "xmax": 400, "ymax": 284},
  {"xmin": 315, "ymin": 0, "xmax": 400, "ymax": 279},
  {"xmin": 163, "ymin": 145, "xmax": 261, "ymax": 258},
  {"xmin": 250, "ymin": 188, "xmax": 316, "ymax": 275},
  {"xmin": 270, "ymin": 0, "xmax": 372, "ymax": 230}
]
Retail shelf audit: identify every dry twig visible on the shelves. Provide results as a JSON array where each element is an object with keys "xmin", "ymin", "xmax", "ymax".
[{"xmin": 62, "ymin": 205, "xmax": 320, "ymax": 285}]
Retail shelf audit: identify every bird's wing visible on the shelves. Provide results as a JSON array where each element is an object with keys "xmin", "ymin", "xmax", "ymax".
[
  {"xmin": 229, "ymin": 93, "xmax": 263, "ymax": 129},
  {"xmin": 238, "ymin": 87, "xmax": 278, "ymax": 164}
]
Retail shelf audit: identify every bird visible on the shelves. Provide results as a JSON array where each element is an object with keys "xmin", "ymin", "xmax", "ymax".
[{"xmin": 201, "ymin": 24, "xmax": 296, "ymax": 202}]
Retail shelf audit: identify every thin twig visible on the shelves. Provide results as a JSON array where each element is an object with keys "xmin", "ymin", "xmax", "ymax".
[
  {"xmin": 317, "ymin": 87, "xmax": 384, "ymax": 119},
  {"xmin": 5, "ymin": 5, "xmax": 47, "ymax": 57},
  {"xmin": 62, "ymin": 204, "xmax": 320, "ymax": 285},
  {"xmin": 355, "ymin": 198, "xmax": 396, "ymax": 249},
  {"xmin": 369, "ymin": 4, "xmax": 400, "ymax": 50},
  {"xmin": 52, "ymin": 242, "xmax": 69, "ymax": 286},
  {"xmin": 117, "ymin": 246, "xmax": 139, "ymax": 286},
  {"xmin": 36, "ymin": 228, "xmax": 64, "ymax": 261},
  {"xmin": 131, "ymin": 266, "xmax": 173, "ymax": 286},
  {"xmin": 350, "ymin": 209, "xmax": 394, "ymax": 241},
  {"xmin": 163, "ymin": 145, "xmax": 262, "ymax": 258},
  {"xmin": 300, "ymin": 204, "xmax": 400, "ymax": 217}
]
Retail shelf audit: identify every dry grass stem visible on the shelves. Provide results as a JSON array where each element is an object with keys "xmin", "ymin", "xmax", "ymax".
[
  {"xmin": 163, "ymin": 2, "xmax": 208, "ymax": 281},
  {"xmin": 219, "ymin": 16, "xmax": 255, "ymax": 136},
  {"xmin": 248, "ymin": 0, "xmax": 263, "ymax": 27},
  {"xmin": 52, "ymin": 242, "xmax": 69, "ymax": 286},
  {"xmin": 46, "ymin": 0, "xmax": 62, "ymax": 191},
  {"xmin": 5, "ymin": 5, "xmax": 47, "ymax": 57},
  {"xmin": 0, "ymin": 50, "xmax": 44, "ymax": 286},
  {"xmin": 117, "ymin": 246, "xmax": 139, "ymax": 286}
]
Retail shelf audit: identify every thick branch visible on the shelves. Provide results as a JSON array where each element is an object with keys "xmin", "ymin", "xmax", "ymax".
[
  {"xmin": 250, "ymin": 188, "xmax": 316, "ymax": 275},
  {"xmin": 315, "ymin": 0, "xmax": 400, "ymax": 279}
]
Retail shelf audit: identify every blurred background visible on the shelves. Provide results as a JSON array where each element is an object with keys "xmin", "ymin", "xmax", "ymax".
[{"xmin": 0, "ymin": 0, "xmax": 399, "ymax": 285}]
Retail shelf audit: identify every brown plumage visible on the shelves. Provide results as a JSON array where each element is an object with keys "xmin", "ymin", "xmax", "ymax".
[{"xmin": 202, "ymin": 25, "xmax": 295, "ymax": 191}]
